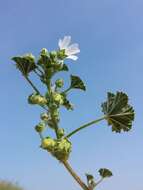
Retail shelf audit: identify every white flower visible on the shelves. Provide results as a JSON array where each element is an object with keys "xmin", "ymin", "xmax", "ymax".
[{"xmin": 58, "ymin": 36, "xmax": 80, "ymax": 61}]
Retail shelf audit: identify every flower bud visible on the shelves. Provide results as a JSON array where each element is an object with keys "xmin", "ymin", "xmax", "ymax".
[
  {"xmin": 35, "ymin": 122, "xmax": 45, "ymax": 133},
  {"xmin": 53, "ymin": 139, "xmax": 72, "ymax": 161},
  {"xmin": 52, "ymin": 93, "xmax": 64, "ymax": 105},
  {"xmin": 41, "ymin": 137, "xmax": 56, "ymax": 151},
  {"xmin": 55, "ymin": 79, "xmax": 64, "ymax": 88},
  {"xmin": 50, "ymin": 51, "xmax": 57, "ymax": 59},
  {"xmin": 40, "ymin": 112, "xmax": 49, "ymax": 121},
  {"xmin": 41, "ymin": 48, "xmax": 48, "ymax": 56},
  {"xmin": 36, "ymin": 96, "xmax": 47, "ymax": 105},
  {"xmin": 28, "ymin": 94, "xmax": 47, "ymax": 106},
  {"xmin": 57, "ymin": 128, "xmax": 65, "ymax": 138}
]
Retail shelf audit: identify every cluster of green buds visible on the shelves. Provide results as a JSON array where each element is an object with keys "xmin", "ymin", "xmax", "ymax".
[{"xmin": 41, "ymin": 137, "xmax": 72, "ymax": 161}]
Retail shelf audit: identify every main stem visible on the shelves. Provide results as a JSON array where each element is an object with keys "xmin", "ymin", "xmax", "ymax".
[
  {"xmin": 62, "ymin": 117, "xmax": 106, "ymax": 190},
  {"xmin": 47, "ymin": 78, "xmax": 59, "ymax": 138},
  {"xmin": 62, "ymin": 160, "xmax": 89, "ymax": 190}
]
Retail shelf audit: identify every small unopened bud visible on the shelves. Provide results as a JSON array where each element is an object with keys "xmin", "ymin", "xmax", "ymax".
[
  {"xmin": 40, "ymin": 113, "xmax": 49, "ymax": 121},
  {"xmin": 28, "ymin": 94, "xmax": 47, "ymax": 106},
  {"xmin": 55, "ymin": 79, "xmax": 64, "ymax": 88},
  {"xmin": 53, "ymin": 139, "xmax": 72, "ymax": 161},
  {"xmin": 36, "ymin": 96, "xmax": 47, "ymax": 105},
  {"xmin": 53, "ymin": 93, "xmax": 64, "ymax": 105},
  {"xmin": 41, "ymin": 137, "xmax": 56, "ymax": 151},
  {"xmin": 41, "ymin": 48, "xmax": 48, "ymax": 55},
  {"xmin": 35, "ymin": 122, "xmax": 45, "ymax": 133},
  {"xmin": 50, "ymin": 51, "xmax": 57, "ymax": 59}
]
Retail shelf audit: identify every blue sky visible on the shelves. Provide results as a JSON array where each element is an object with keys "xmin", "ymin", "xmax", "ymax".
[{"xmin": 0, "ymin": 0, "xmax": 143, "ymax": 190}]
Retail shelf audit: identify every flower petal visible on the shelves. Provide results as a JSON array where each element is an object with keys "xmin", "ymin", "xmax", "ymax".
[
  {"xmin": 58, "ymin": 36, "xmax": 71, "ymax": 49},
  {"xmin": 66, "ymin": 43, "xmax": 80, "ymax": 55},
  {"xmin": 67, "ymin": 55, "xmax": 78, "ymax": 61}
]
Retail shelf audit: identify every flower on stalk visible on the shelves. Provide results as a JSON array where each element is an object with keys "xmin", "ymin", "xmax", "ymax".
[{"xmin": 58, "ymin": 36, "xmax": 80, "ymax": 61}]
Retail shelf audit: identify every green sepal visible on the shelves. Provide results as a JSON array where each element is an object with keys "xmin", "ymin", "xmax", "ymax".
[
  {"xmin": 101, "ymin": 92, "xmax": 135, "ymax": 133},
  {"xmin": 98, "ymin": 168, "xmax": 113, "ymax": 178},
  {"xmin": 12, "ymin": 54, "xmax": 36, "ymax": 76},
  {"xmin": 70, "ymin": 75, "xmax": 86, "ymax": 91},
  {"xmin": 57, "ymin": 49, "xmax": 67, "ymax": 59}
]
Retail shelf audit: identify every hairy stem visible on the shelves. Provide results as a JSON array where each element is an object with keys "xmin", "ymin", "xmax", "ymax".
[
  {"xmin": 65, "ymin": 116, "xmax": 106, "ymax": 139},
  {"xmin": 62, "ymin": 160, "xmax": 89, "ymax": 190}
]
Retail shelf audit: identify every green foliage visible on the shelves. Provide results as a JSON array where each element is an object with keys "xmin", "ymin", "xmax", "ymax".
[
  {"xmin": 85, "ymin": 174, "xmax": 96, "ymax": 189},
  {"xmin": 0, "ymin": 181, "xmax": 23, "ymax": 190},
  {"xmin": 12, "ymin": 54, "xmax": 36, "ymax": 76},
  {"xmin": 101, "ymin": 92, "xmax": 135, "ymax": 133},
  {"xmin": 59, "ymin": 64, "xmax": 69, "ymax": 72},
  {"xmin": 70, "ymin": 75, "xmax": 86, "ymax": 91},
  {"xmin": 99, "ymin": 168, "xmax": 113, "ymax": 178}
]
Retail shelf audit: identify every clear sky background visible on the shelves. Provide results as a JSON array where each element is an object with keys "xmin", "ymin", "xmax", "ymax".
[{"xmin": 0, "ymin": 0, "xmax": 143, "ymax": 190}]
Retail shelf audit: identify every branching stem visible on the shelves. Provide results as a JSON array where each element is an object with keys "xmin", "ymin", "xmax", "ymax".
[{"xmin": 65, "ymin": 116, "xmax": 106, "ymax": 138}]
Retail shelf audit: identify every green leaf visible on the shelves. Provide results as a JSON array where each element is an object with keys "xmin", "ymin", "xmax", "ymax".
[
  {"xmin": 99, "ymin": 168, "xmax": 113, "ymax": 178},
  {"xmin": 60, "ymin": 64, "xmax": 69, "ymax": 71},
  {"xmin": 101, "ymin": 91, "xmax": 135, "ymax": 133},
  {"xmin": 62, "ymin": 94, "xmax": 74, "ymax": 110},
  {"xmin": 85, "ymin": 174, "xmax": 96, "ymax": 189},
  {"xmin": 85, "ymin": 174, "xmax": 94, "ymax": 181},
  {"xmin": 70, "ymin": 75, "xmax": 86, "ymax": 91},
  {"xmin": 12, "ymin": 54, "xmax": 36, "ymax": 76}
]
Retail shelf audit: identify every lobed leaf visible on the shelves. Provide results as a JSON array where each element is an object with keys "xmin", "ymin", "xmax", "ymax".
[
  {"xmin": 101, "ymin": 92, "xmax": 135, "ymax": 133},
  {"xmin": 99, "ymin": 168, "xmax": 113, "ymax": 178},
  {"xmin": 12, "ymin": 54, "xmax": 36, "ymax": 76},
  {"xmin": 70, "ymin": 75, "xmax": 86, "ymax": 91}
]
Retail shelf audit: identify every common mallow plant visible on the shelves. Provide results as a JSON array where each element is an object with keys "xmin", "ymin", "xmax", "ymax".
[{"xmin": 12, "ymin": 36, "xmax": 135, "ymax": 190}]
